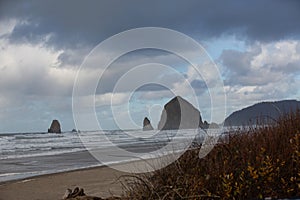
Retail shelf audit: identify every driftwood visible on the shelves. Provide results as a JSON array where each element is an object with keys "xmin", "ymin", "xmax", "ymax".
[{"xmin": 62, "ymin": 187, "xmax": 121, "ymax": 200}]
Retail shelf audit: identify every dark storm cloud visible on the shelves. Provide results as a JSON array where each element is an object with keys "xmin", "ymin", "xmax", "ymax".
[{"xmin": 1, "ymin": 0, "xmax": 300, "ymax": 49}]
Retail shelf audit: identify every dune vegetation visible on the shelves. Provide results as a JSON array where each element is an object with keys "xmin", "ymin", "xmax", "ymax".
[{"xmin": 121, "ymin": 110, "xmax": 300, "ymax": 199}]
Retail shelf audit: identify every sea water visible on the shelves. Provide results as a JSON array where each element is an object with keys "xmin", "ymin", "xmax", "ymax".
[{"xmin": 0, "ymin": 129, "xmax": 210, "ymax": 182}]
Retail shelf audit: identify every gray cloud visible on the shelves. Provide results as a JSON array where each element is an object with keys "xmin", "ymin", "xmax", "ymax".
[
  {"xmin": 1, "ymin": 0, "xmax": 300, "ymax": 132},
  {"xmin": 220, "ymin": 40, "xmax": 300, "ymax": 111},
  {"xmin": 220, "ymin": 40, "xmax": 300, "ymax": 87},
  {"xmin": 94, "ymin": 49, "xmax": 190, "ymax": 94},
  {"xmin": 190, "ymin": 79, "xmax": 208, "ymax": 95},
  {"xmin": 1, "ymin": 0, "xmax": 300, "ymax": 50},
  {"xmin": 220, "ymin": 47, "xmax": 261, "ymax": 77}
]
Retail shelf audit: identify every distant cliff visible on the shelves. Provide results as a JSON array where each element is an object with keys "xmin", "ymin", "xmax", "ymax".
[
  {"xmin": 158, "ymin": 96, "xmax": 204, "ymax": 130},
  {"xmin": 224, "ymin": 100, "xmax": 300, "ymax": 126}
]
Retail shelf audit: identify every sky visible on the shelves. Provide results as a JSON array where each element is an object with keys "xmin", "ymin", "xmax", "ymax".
[{"xmin": 0, "ymin": 0, "xmax": 300, "ymax": 133}]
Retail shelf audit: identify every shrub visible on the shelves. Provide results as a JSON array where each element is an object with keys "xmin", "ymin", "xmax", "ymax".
[{"xmin": 121, "ymin": 110, "xmax": 300, "ymax": 199}]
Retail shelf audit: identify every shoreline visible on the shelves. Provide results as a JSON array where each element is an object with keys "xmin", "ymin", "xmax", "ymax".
[
  {"xmin": 0, "ymin": 163, "xmax": 105, "ymax": 186},
  {"xmin": 0, "ymin": 156, "xmax": 172, "ymax": 200}
]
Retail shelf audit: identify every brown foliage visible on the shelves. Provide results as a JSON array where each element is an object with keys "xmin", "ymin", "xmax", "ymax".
[{"xmin": 121, "ymin": 110, "xmax": 300, "ymax": 199}]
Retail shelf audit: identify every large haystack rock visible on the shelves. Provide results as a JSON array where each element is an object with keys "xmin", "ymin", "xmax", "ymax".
[
  {"xmin": 158, "ymin": 96, "xmax": 203, "ymax": 130},
  {"xmin": 158, "ymin": 96, "xmax": 204, "ymax": 130},
  {"xmin": 143, "ymin": 117, "xmax": 154, "ymax": 131},
  {"xmin": 48, "ymin": 119, "xmax": 61, "ymax": 133}
]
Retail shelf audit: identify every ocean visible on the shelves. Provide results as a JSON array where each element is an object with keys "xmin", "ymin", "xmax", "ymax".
[{"xmin": 0, "ymin": 129, "xmax": 208, "ymax": 183}]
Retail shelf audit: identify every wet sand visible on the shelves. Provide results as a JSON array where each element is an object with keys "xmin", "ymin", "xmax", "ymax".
[{"xmin": 0, "ymin": 153, "xmax": 176, "ymax": 200}]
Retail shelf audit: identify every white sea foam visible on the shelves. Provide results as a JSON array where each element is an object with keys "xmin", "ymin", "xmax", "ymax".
[{"xmin": 0, "ymin": 129, "xmax": 214, "ymax": 182}]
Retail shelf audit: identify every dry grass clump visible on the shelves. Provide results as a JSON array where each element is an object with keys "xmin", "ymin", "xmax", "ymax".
[{"xmin": 121, "ymin": 110, "xmax": 300, "ymax": 199}]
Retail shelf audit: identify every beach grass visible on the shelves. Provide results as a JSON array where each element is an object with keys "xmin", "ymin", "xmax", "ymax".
[{"xmin": 120, "ymin": 109, "xmax": 300, "ymax": 199}]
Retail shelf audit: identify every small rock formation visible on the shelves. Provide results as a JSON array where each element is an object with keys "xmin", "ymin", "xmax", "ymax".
[
  {"xmin": 158, "ymin": 96, "xmax": 204, "ymax": 130},
  {"xmin": 143, "ymin": 117, "xmax": 154, "ymax": 131},
  {"xmin": 48, "ymin": 119, "xmax": 61, "ymax": 133},
  {"xmin": 202, "ymin": 120, "xmax": 209, "ymax": 129}
]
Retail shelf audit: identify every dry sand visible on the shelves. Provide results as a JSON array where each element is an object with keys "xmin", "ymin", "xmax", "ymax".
[
  {"xmin": 0, "ymin": 165, "xmax": 129, "ymax": 200},
  {"xmin": 0, "ymin": 155, "xmax": 175, "ymax": 200}
]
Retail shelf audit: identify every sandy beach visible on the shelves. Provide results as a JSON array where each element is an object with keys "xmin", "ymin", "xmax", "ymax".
[
  {"xmin": 0, "ymin": 165, "xmax": 129, "ymax": 200},
  {"xmin": 0, "ymin": 156, "xmax": 167, "ymax": 200}
]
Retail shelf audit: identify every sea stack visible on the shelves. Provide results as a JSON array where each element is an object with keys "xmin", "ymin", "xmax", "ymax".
[
  {"xmin": 158, "ymin": 96, "xmax": 204, "ymax": 130},
  {"xmin": 48, "ymin": 119, "xmax": 61, "ymax": 133},
  {"xmin": 143, "ymin": 117, "xmax": 154, "ymax": 131}
]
